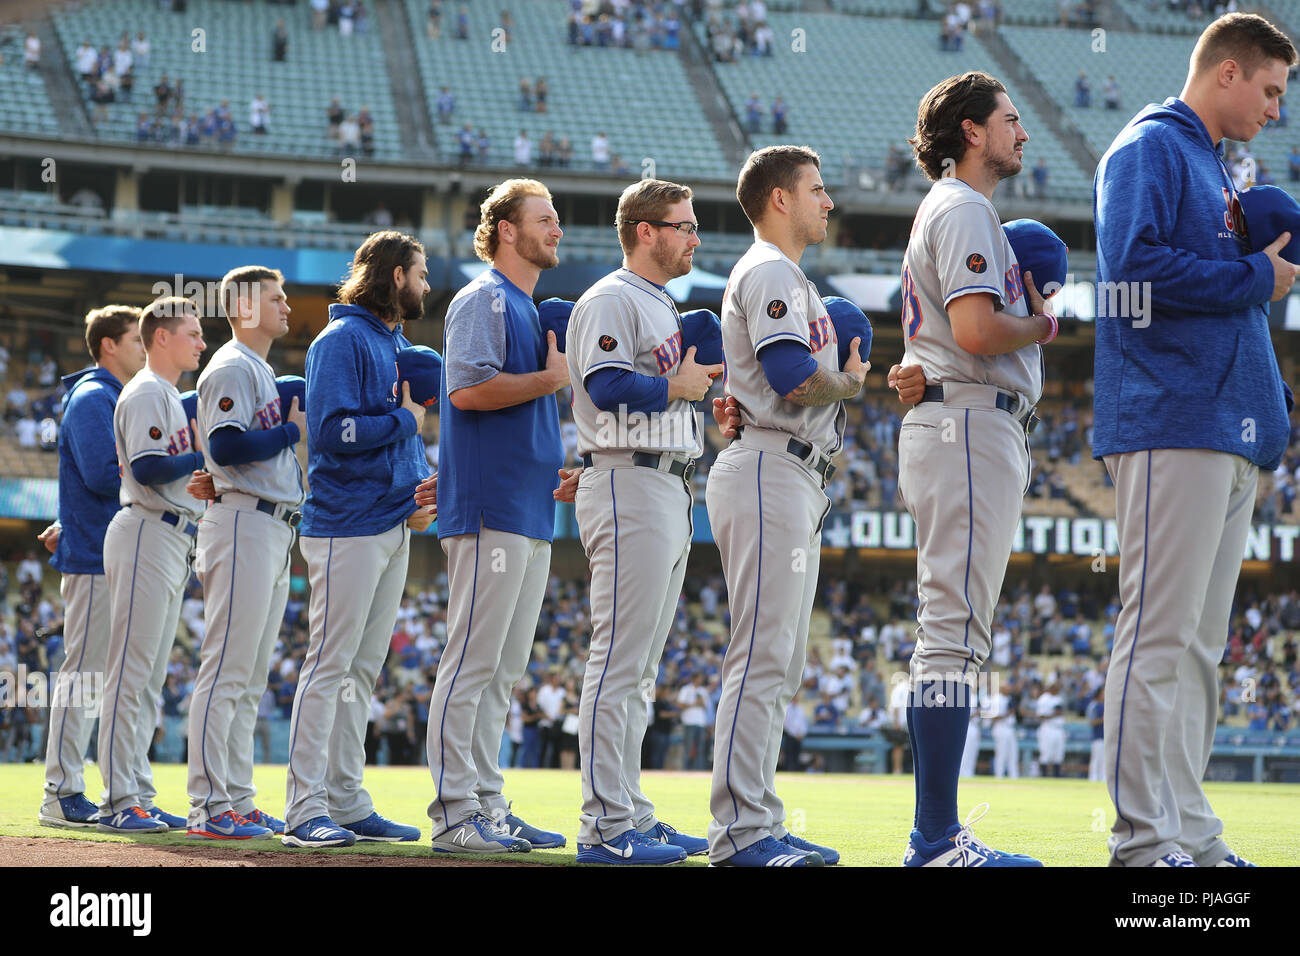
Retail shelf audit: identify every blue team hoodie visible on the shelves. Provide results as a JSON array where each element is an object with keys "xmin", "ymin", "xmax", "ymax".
[
  {"xmin": 1093, "ymin": 98, "xmax": 1292, "ymax": 470},
  {"xmin": 300, "ymin": 303, "xmax": 428, "ymax": 537},
  {"xmin": 52, "ymin": 366, "xmax": 124, "ymax": 575}
]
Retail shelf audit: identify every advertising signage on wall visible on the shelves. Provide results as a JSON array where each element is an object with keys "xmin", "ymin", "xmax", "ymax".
[{"xmin": 822, "ymin": 510, "xmax": 1300, "ymax": 561}]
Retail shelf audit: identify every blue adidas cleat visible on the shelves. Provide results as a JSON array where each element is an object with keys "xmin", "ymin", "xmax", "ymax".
[
  {"xmin": 145, "ymin": 806, "xmax": 187, "ymax": 831},
  {"xmin": 39, "ymin": 793, "xmax": 100, "ymax": 829},
  {"xmin": 780, "ymin": 831, "xmax": 840, "ymax": 865},
  {"xmin": 97, "ymin": 806, "xmax": 169, "ymax": 834},
  {"xmin": 577, "ymin": 828, "xmax": 687, "ymax": 865},
  {"xmin": 341, "ymin": 811, "xmax": 420, "ymax": 843},
  {"xmin": 640, "ymin": 820, "xmax": 708, "ymax": 856},
  {"xmin": 903, "ymin": 804, "xmax": 1043, "ymax": 867},
  {"xmin": 244, "ymin": 808, "xmax": 285, "ymax": 836},
  {"xmin": 501, "ymin": 806, "xmax": 566, "ymax": 849},
  {"xmin": 282, "ymin": 816, "xmax": 358, "ymax": 848},
  {"xmin": 711, "ymin": 835, "xmax": 824, "ymax": 867},
  {"xmin": 187, "ymin": 810, "xmax": 272, "ymax": 840}
]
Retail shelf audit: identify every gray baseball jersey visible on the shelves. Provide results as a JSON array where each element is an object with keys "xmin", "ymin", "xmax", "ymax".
[
  {"xmin": 195, "ymin": 339, "xmax": 304, "ymax": 506},
  {"xmin": 187, "ymin": 338, "xmax": 302, "ymax": 832},
  {"xmin": 568, "ymin": 268, "xmax": 702, "ymax": 457},
  {"xmin": 114, "ymin": 368, "xmax": 202, "ymax": 518},
  {"xmin": 720, "ymin": 239, "xmax": 844, "ymax": 453},
  {"xmin": 900, "ymin": 178, "xmax": 1042, "ymax": 404},
  {"xmin": 707, "ymin": 239, "xmax": 844, "ymax": 863},
  {"xmin": 569, "ymin": 266, "xmax": 700, "ymax": 852}
]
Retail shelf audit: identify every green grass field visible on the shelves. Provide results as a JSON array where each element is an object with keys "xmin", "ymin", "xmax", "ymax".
[{"xmin": 2, "ymin": 763, "xmax": 1295, "ymax": 865}]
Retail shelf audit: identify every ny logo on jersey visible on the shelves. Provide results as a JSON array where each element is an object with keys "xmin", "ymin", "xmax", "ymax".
[
  {"xmin": 253, "ymin": 397, "xmax": 283, "ymax": 431},
  {"xmin": 652, "ymin": 330, "xmax": 683, "ymax": 373},
  {"xmin": 807, "ymin": 314, "xmax": 833, "ymax": 353}
]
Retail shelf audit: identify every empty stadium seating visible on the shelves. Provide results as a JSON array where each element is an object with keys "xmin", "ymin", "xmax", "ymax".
[
  {"xmin": 403, "ymin": 0, "xmax": 733, "ymax": 181},
  {"xmin": 50, "ymin": 0, "xmax": 401, "ymax": 159},
  {"xmin": 0, "ymin": 26, "xmax": 60, "ymax": 137},
  {"xmin": 701, "ymin": 14, "xmax": 1095, "ymax": 199}
]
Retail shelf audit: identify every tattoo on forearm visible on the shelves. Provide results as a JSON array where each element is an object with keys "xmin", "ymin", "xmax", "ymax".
[{"xmin": 787, "ymin": 368, "xmax": 861, "ymax": 406}]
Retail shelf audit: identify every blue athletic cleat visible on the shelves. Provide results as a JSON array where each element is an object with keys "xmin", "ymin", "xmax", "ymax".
[
  {"xmin": 501, "ymin": 805, "xmax": 566, "ymax": 849},
  {"xmin": 97, "ymin": 806, "xmax": 169, "ymax": 834},
  {"xmin": 577, "ymin": 828, "xmax": 687, "ymax": 865},
  {"xmin": 39, "ymin": 793, "xmax": 100, "ymax": 829},
  {"xmin": 1215, "ymin": 852, "xmax": 1256, "ymax": 867},
  {"xmin": 903, "ymin": 804, "xmax": 1043, "ymax": 867},
  {"xmin": 282, "ymin": 816, "xmax": 358, "ymax": 848},
  {"xmin": 187, "ymin": 810, "xmax": 272, "ymax": 840},
  {"xmin": 244, "ymin": 808, "xmax": 285, "ymax": 835},
  {"xmin": 341, "ymin": 811, "xmax": 420, "ymax": 843},
  {"xmin": 640, "ymin": 820, "xmax": 708, "ymax": 856},
  {"xmin": 1150, "ymin": 851, "xmax": 1197, "ymax": 867},
  {"xmin": 145, "ymin": 806, "xmax": 187, "ymax": 831},
  {"xmin": 780, "ymin": 831, "xmax": 840, "ymax": 865},
  {"xmin": 711, "ymin": 835, "xmax": 824, "ymax": 867}
]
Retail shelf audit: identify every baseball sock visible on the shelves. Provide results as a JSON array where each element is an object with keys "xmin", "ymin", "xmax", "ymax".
[
  {"xmin": 906, "ymin": 701, "xmax": 921, "ymax": 829},
  {"xmin": 910, "ymin": 679, "xmax": 971, "ymax": 843}
]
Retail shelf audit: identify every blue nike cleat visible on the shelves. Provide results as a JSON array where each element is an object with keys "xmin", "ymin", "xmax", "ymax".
[
  {"xmin": 341, "ymin": 811, "xmax": 420, "ymax": 843},
  {"xmin": 145, "ymin": 806, "xmax": 187, "ymax": 831},
  {"xmin": 39, "ymin": 793, "xmax": 100, "ymax": 829},
  {"xmin": 501, "ymin": 806, "xmax": 566, "ymax": 849},
  {"xmin": 640, "ymin": 820, "xmax": 708, "ymax": 856},
  {"xmin": 903, "ymin": 804, "xmax": 1043, "ymax": 867},
  {"xmin": 780, "ymin": 831, "xmax": 840, "ymax": 865},
  {"xmin": 577, "ymin": 828, "xmax": 687, "ymax": 865},
  {"xmin": 187, "ymin": 810, "xmax": 272, "ymax": 840},
  {"xmin": 282, "ymin": 816, "xmax": 357, "ymax": 848},
  {"xmin": 711, "ymin": 835, "xmax": 824, "ymax": 867},
  {"xmin": 97, "ymin": 806, "xmax": 169, "ymax": 834},
  {"xmin": 244, "ymin": 808, "xmax": 285, "ymax": 836}
]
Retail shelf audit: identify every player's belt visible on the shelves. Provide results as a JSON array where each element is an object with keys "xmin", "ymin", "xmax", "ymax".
[
  {"xmin": 213, "ymin": 492, "xmax": 302, "ymax": 528},
  {"xmin": 733, "ymin": 426, "xmax": 837, "ymax": 485},
  {"xmin": 581, "ymin": 450, "xmax": 696, "ymax": 483},
  {"xmin": 129, "ymin": 503, "xmax": 199, "ymax": 537},
  {"xmin": 919, "ymin": 384, "xmax": 1039, "ymax": 433}
]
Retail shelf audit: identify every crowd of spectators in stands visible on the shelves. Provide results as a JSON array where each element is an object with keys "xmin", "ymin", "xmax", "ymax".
[
  {"xmin": 3, "ymin": 349, "xmax": 63, "ymax": 456},
  {"xmin": 566, "ymin": 0, "xmax": 684, "ymax": 51},
  {"xmin": 325, "ymin": 97, "xmax": 376, "ymax": 156},
  {"xmin": 309, "ymin": 0, "xmax": 371, "ymax": 36}
]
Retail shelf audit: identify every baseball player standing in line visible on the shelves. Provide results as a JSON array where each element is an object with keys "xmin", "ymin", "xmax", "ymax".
[
  {"xmin": 1086, "ymin": 687, "xmax": 1104, "ymax": 783},
  {"xmin": 1034, "ymin": 681, "xmax": 1065, "ymax": 777},
  {"xmin": 568, "ymin": 178, "xmax": 718, "ymax": 865},
  {"xmin": 37, "ymin": 306, "xmax": 146, "ymax": 828},
  {"xmin": 707, "ymin": 146, "xmax": 864, "ymax": 868},
  {"xmin": 98, "ymin": 296, "xmax": 206, "ymax": 834},
  {"xmin": 281, "ymin": 231, "xmax": 431, "ymax": 848},
  {"xmin": 990, "ymin": 688, "xmax": 1019, "ymax": 779},
  {"xmin": 1094, "ymin": 13, "xmax": 1296, "ymax": 867},
  {"xmin": 425, "ymin": 178, "xmax": 568, "ymax": 855},
  {"xmin": 185, "ymin": 266, "xmax": 305, "ymax": 839},
  {"xmin": 897, "ymin": 72, "xmax": 1051, "ymax": 866}
]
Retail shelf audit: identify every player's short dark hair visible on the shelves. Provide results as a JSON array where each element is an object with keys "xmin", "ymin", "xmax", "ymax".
[
  {"xmin": 1191, "ymin": 12, "xmax": 1296, "ymax": 79},
  {"xmin": 473, "ymin": 178, "xmax": 553, "ymax": 262},
  {"xmin": 735, "ymin": 145, "xmax": 821, "ymax": 226},
  {"xmin": 84, "ymin": 305, "xmax": 141, "ymax": 362},
  {"xmin": 140, "ymin": 296, "xmax": 199, "ymax": 350},
  {"xmin": 337, "ymin": 230, "xmax": 426, "ymax": 320},
  {"xmin": 220, "ymin": 265, "xmax": 284, "ymax": 324},
  {"xmin": 909, "ymin": 71, "xmax": 1008, "ymax": 181},
  {"xmin": 615, "ymin": 179, "xmax": 694, "ymax": 256}
]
